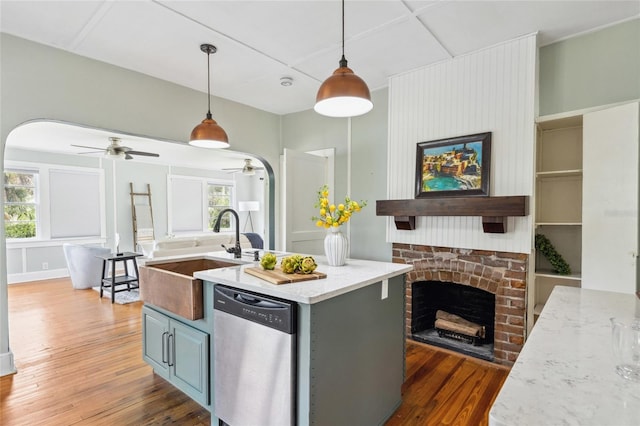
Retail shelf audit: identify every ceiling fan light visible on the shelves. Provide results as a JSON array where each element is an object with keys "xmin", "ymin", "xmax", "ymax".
[
  {"xmin": 189, "ymin": 114, "xmax": 230, "ymax": 149},
  {"xmin": 105, "ymin": 151, "xmax": 125, "ymax": 160}
]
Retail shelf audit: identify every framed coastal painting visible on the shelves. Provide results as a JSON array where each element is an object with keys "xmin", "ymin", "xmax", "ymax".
[{"xmin": 415, "ymin": 132, "xmax": 491, "ymax": 198}]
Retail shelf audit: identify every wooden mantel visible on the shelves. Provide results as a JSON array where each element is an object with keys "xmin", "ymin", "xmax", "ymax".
[{"xmin": 376, "ymin": 196, "xmax": 529, "ymax": 233}]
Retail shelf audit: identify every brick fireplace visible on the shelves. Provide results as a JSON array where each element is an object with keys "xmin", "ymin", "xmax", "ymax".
[{"xmin": 393, "ymin": 243, "xmax": 528, "ymax": 366}]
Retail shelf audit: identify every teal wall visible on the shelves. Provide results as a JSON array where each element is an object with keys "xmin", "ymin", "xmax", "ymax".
[
  {"xmin": 281, "ymin": 107, "xmax": 349, "ymax": 197},
  {"xmin": 0, "ymin": 34, "xmax": 282, "ymax": 162},
  {"xmin": 351, "ymin": 89, "xmax": 392, "ymax": 261},
  {"xmin": 280, "ymin": 89, "xmax": 391, "ymax": 261},
  {"xmin": 0, "ymin": 33, "xmax": 281, "ymax": 245},
  {"xmin": 0, "ymin": 33, "xmax": 281, "ymax": 282},
  {"xmin": 539, "ymin": 18, "xmax": 640, "ymax": 116}
]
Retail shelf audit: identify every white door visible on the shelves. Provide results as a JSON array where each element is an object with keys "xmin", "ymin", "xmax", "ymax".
[
  {"xmin": 282, "ymin": 148, "xmax": 334, "ymax": 254},
  {"xmin": 582, "ymin": 102, "xmax": 639, "ymax": 293}
]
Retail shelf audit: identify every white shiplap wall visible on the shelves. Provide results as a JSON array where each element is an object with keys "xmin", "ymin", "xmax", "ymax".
[{"xmin": 386, "ymin": 34, "xmax": 537, "ymax": 254}]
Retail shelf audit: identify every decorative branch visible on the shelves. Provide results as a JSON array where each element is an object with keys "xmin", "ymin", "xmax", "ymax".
[{"xmin": 535, "ymin": 233, "xmax": 571, "ymax": 275}]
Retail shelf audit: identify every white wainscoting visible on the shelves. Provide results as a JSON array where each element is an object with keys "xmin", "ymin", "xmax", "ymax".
[{"xmin": 386, "ymin": 34, "xmax": 537, "ymax": 254}]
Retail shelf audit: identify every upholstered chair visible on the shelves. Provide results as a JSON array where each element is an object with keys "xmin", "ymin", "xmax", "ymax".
[{"xmin": 63, "ymin": 244, "xmax": 111, "ymax": 289}]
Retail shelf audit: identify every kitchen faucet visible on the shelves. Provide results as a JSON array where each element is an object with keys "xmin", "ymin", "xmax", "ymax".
[{"xmin": 213, "ymin": 208, "xmax": 242, "ymax": 258}]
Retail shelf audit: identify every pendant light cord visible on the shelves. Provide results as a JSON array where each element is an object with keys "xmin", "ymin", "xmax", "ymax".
[
  {"xmin": 206, "ymin": 50, "xmax": 212, "ymax": 118},
  {"xmin": 340, "ymin": 0, "xmax": 347, "ymax": 67}
]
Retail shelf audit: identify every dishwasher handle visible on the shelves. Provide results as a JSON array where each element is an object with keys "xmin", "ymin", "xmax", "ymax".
[{"xmin": 235, "ymin": 293, "xmax": 282, "ymax": 309}]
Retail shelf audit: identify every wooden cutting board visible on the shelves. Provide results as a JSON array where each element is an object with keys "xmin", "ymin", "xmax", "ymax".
[{"xmin": 244, "ymin": 266, "xmax": 327, "ymax": 285}]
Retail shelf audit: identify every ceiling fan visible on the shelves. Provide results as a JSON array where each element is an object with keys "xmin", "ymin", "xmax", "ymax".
[
  {"xmin": 223, "ymin": 159, "xmax": 264, "ymax": 175},
  {"xmin": 72, "ymin": 137, "xmax": 160, "ymax": 160}
]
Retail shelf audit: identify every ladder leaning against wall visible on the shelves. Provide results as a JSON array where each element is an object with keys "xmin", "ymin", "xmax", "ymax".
[{"xmin": 130, "ymin": 183, "xmax": 155, "ymax": 251}]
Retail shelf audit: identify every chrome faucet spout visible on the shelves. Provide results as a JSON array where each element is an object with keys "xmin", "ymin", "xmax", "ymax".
[{"xmin": 213, "ymin": 208, "xmax": 242, "ymax": 258}]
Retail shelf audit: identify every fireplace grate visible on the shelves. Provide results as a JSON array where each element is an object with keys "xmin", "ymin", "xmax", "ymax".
[{"xmin": 435, "ymin": 327, "xmax": 482, "ymax": 346}]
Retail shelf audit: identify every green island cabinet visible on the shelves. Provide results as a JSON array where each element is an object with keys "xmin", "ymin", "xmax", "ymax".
[
  {"xmin": 141, "ymin": 269, "xmax": 407, "ymax": 425},
  {"xmin": 142, "ymin": 282, "xmax": 215, "ymax": 408}
]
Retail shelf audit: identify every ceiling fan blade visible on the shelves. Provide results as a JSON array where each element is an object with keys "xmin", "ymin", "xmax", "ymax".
[
  {"xmin": 71, "ymin": 144, "xmax": 104, "ymax": 150},
  {"xmin": 77, "ymin": 150, "xmax": 105, "ymax": 155},
  {"xmin": 124, "ymin": 153, "xmax": 134, "ymax": 160},
  {"xmin": 127, "ymin": 150, "xmax": 159, "ymax": 157}
]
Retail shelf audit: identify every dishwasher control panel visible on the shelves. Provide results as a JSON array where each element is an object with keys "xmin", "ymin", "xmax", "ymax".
[
  {"xmin": 241, "ymin": 306, "xmax": 286, "ymax": 328},
  {"xmin": 214, "ymin": 284, "xmax": 296, "ymax": 334}
]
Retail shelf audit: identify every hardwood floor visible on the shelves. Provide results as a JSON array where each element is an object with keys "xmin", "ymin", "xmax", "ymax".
[
  {"xmin": 386, "ymin": 343, "xmax": 509, "ymax": 425},
  {"xmin": 1, "ymin": 278, "xmax": 508, "ymax": 425}
]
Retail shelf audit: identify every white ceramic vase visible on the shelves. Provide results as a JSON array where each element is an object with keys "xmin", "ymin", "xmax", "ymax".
[{"xmin": 324, "ymin": 227, "xmax": 348, "ymax": 266}]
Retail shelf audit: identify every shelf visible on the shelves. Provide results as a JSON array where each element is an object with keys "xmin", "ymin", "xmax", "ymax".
[
  {"xmin": 534, "ymin": 270, "xmax": 581, "ymax": 281},
  {"xmin": 102, "ymin": 275, "xmax": 140, "ymax": 286},
  {"xmin": 536, "ymin": 169, "xmax": 582, "ymax": 178},
  {"xmin": 536, "ymin": 222, "xmax": 582, "ymax": 227},
  {"xmin": 533, "ymin": 304, "xmax": 545, "ymax": 316},
  {"xmin": 376, "ymin": 196, "xmax": 529, "ymax": 233}
]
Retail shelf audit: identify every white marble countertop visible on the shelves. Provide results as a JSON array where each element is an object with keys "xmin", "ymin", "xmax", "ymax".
[
  {"xmin": 141, "ymin": 250, "xmax": 412, "ymax": 304},
  {"xmin": 489, "ymin": 286, "xmax": 640, "ymax": 426}
]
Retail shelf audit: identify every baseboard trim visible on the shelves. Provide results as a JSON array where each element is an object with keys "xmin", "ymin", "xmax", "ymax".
[
  {"xmin": 0, "ymin": 350, "xmax": 17, "ymax": 376},
  {"xmin": 8, "ymin": 268, "xmax": 69, "ymax": 284}
]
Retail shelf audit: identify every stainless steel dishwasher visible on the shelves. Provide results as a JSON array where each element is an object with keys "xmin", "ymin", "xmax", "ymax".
[{"xmin": 213, "ymin": 284, "xmax": 297, "ymax": 426}]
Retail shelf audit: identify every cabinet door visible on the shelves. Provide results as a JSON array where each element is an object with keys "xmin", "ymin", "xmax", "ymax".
[
  {"xmin": 582, "ymin": 102, "xmax": 639, "ymax": 293},
  {"xmin": 142, "ymin": 306, "xmax": 170, "ymax": 377},
  {"xmin": 171, "ymin": 320, "xmax": 209, "ymax": 406}
]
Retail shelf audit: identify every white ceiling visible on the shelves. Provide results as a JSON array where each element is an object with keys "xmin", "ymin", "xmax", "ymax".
[
  {"xmin": 1, "ymin": 1, "xmax": 638, "ymax": 169},
  {"xmin": 2, "ymin": 0, "xmax": 638, "ymax": 116}
]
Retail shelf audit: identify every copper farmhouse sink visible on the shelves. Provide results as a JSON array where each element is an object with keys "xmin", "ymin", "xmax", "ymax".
[{"xmin": 139, "ymin": 257, "xmax": 241, "ymax": 320}]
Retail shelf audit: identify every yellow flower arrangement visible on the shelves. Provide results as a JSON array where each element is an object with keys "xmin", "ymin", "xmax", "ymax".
[{"xmin": 311, "ymin": 185, "xmax": 367, "ymax": 229}]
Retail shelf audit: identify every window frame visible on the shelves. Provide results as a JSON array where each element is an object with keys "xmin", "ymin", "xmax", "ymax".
[
  {"xmin": 3, "ymin": 168, "xmax": 40, "ymax": 241},
  {"xmin": 207, "ymin": 181, "xmax": 235, "ymax": 232},
  {"xmin": 4, "ymin": 161, "xmax": 106, "ymax": 246}
]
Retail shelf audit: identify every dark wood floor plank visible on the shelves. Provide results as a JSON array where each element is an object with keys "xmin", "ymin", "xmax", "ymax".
[{"xmin": 1, "ymin": 278, "xmax": 509, "ymax": 425}]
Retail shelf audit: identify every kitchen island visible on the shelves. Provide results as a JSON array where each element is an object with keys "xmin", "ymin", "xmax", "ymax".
[
  {"xmin": 489, "ymin": 286, "xmax": 640, "ymax": 425},
  {"xmin": 140, "ymin": 251, "xmax": 412, "ymax": 426}
]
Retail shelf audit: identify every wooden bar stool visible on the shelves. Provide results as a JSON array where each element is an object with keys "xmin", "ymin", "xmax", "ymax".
[{"xmin": 96, "ymin": 252, "xmax": 143, "ymax": 303}]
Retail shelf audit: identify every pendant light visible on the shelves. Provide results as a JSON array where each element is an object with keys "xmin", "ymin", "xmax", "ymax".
[
  {"xmin": 189, "ymin": 43, "xmax": 229, "ymax": 148},
  {"xmin": 314, "ymin": 0, "xmax": 373, "ymax": 118}
]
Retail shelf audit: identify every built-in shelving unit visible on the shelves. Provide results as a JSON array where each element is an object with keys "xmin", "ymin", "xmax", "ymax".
[
  {"xmin": 531, "ymin": 102, "xmax": 640, "ymax": 327},
  {"xmin": 533, "ymin": 115, "xmax": 583, "ymax": 317}
]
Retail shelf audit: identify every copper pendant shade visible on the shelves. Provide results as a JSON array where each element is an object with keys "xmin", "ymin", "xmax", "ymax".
[
  {"xmin": 314, "ymin": 0, "xmax": 373, "ymax": 118},
  {"xmin": 189, "ymin": 44, "xmax": 229, "ymax": 149}
]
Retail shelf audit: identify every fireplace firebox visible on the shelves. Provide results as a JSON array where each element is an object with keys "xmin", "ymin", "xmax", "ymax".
[{"xmin": 411, "ymin": 281, "xmax": 495, "ymax": 361}]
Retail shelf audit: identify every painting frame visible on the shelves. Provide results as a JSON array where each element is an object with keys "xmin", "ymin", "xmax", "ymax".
[{"xmin": 415, "ymin": 132, "xmax": 491, "ymax": 198}]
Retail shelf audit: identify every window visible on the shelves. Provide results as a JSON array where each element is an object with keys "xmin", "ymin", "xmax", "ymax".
[
  {"xmin": 49, "ymin": 169, "xmax": 102, "ymax": 238},
  {"xmin": 4, "ymin": 162, "xmax": 105, "ymax": 244},
  {"xmin": 4, "ymin": 169, "xmax": 38, "ymax": 239},
  {"xmin": 168, "ymin": 175, "xmax": 235, "ymax": 234},
  {"xmin": 208, "ymin": 183, "xmax": 233, "ymax": 231},
  {"xmin": 170, "ymin": 177, "xmax": 204, "ymax": 233}
]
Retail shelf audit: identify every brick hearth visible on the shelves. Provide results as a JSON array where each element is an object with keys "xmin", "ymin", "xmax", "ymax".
[{"xmin": 393, "ymin": 243, "xmax": 528, "ymax": 366}]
